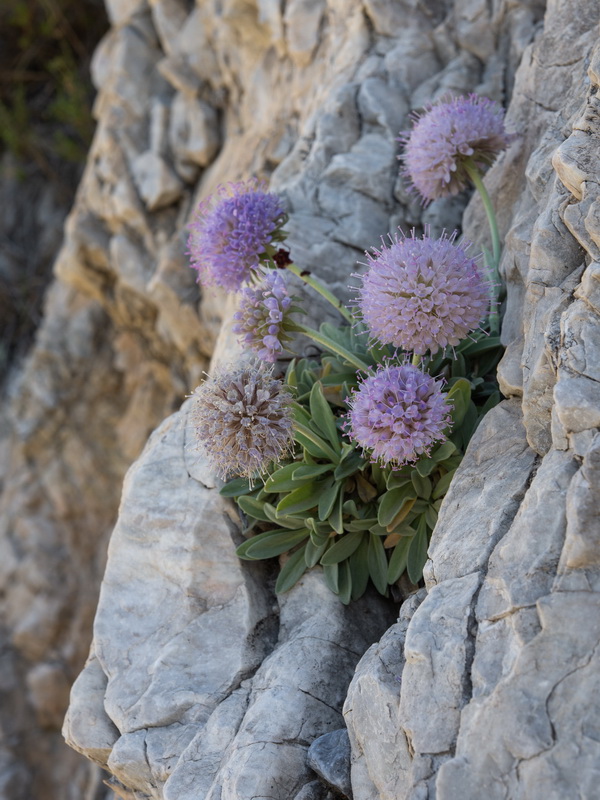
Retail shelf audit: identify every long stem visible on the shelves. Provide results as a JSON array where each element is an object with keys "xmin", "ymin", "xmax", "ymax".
[
  {"xmin": 464, "ymin": 162, "xmax": 501, "ymax": 268},
  {"xmin": 285, "ymin": 262, "xmax": 354, "ymax": 325},
  {"xmin": 464, "ymin": 161, "xmax": 502, "ymax": 335},
  {"xmin": 294, "ymin": 322, "xmax": 370, "ymax": 372}
]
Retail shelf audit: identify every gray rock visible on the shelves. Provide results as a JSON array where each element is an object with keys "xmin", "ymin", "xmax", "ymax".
[{"xmin": 307, "ymin": 728, "xmax": 352, "ymax": 799}]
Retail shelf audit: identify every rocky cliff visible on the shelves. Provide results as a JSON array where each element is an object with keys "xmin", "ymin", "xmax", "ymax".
[{"xmin": 0, "ymin": 0, "xmax": 599, "ymax": 798}]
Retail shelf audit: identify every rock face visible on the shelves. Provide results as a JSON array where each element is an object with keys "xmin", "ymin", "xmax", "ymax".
[
  {"xmin": 344, "ymin": 4, "xmax": 600, "ymax": 799},
  {"xmin": 0, "ymin": 0, "xmax": 598, "ymax": 797}
]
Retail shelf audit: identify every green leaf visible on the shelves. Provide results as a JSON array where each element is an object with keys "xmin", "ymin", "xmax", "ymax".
[
  {"xmin": 411, "ymin": 472, "xmax": 432, "ymax": 500},
  {"xmin": 276, "ymin": 546, "xmax": 309, "ymax": 593},
  {"xmin": 368, "ymin": 533, "xmax": 388, "ymax": 594},
  {"xmin": 432, "ymin": 441, "xmax": 457, "ymax": 462},
  {"xmin": 446, "ymin": 379, "xmax": 472, "ymax": 427},
  {"xmin": 294, "ymin": 421, "xmax": 340, "ymax": 463},
  {"xmin": 415, "ymin": 457, "xmax": 436, "ymax": 477},
  {"xmin": 378, "ymin": 485, "xmax": 417, "ymax": 527},
  {"xmin": 236, "ymin": 537, "xmax": 261, "ymax": 560},
  {"xmin": 238, "ymin": 495, "xmax": 273, "ymax": 522},
  {"xmin": 276, "ymin": 483, "xmax": 318, "ymax": 516},
  {"xmin": 285, "ymin": 359, "xmax": 298, "ymax": 388},
  {"xmin": 318, "ymin": 480, "xmax": 341, "ymax": 521},
  {"xmin": 320, "ymin": 530, "xmax": 364, "ymax": 565},
  {"xmin": 425, "ymin": 504, "xmax": 438, "ymax": 529},
  {"xmin": 337, "ymin": 560, "xmax": 353, "ymax": 605},
  {"xmin": 309, "ymin": 526, "xmax": 329, "ymax": 547},
  {"xmin": 293, "ymin": 463, "xmax": 333, "ymax": 480},
  {"xmin": 346, "ymin": 517, "xmax": 379, "ymax": 532},
  {"xmin": 323, "ymin": 562, "xmax": 339, "ymax": 593},
  {"xmin": 334, "ymin": 452, "xmax": 365, "ymax": 481},
  {"xmin": 349, "ymin": 536, "xmax": 370, "ymax": 600},
  {"xmin": 386, "ymin": 471, "xmax": 412, "ymax": 490},
  {"xmin": 459, "ymin": 335, "xmax": 502, "ymax": 357},
  {"xmin": 310, "ymin": 382, "xmax": 341, "ymax": 449},
  {"xmin": 305, "ymin": 537, "xmax": 328, "ymax": 567},
  {"xmin": 451, "ymin": 351, "xmax": 467, "ymax": 378},
  {"xmin": 329, "ymin": 487, "xmax": 345, "ymax": 534},
  {"xmin": 219, "ymin": 477, "xmax": 255, "ymax": 497},
  {"xmin": 264, "ymin": 463, "xmax": 306, "ymax": 493},
  {"xmin": 264, "ymin": 503, "xmax": 308, "ymax": 529},
  {"xmin": 407, "ymin": 518, "xmax": 429, "ymax": 584},
  {"xmin": 246, "ymin": 528, "xmax": 309, "ymax": 559},
  {"xmin": 387, "ymin": 536, "xmax": 412, "ymax": 583}
]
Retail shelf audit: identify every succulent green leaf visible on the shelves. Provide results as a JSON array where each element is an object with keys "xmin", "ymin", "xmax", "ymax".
[
  {"xmin": 425, "ymin": 504, "xmax": 438, "ymax": 529},
  {"xmin": 337, "ymin": 560, "xmax": 352, "ymax": 605},
  {"xmin": 387, "ymin": 536, "xmax": 412, "ymax": 583},
  {"xmin": 446, "ymin": 378, "xmax": 471, "ymax": 427},
  {"xmin": 368, "ymin": 533, "xmax": 388, "ymax": 594},
  {"xmin": 294, "ymin": 421, "xmax": 340, "ymax": 463},
  {"xmin": 349, "ymin": 536, "xmax": 370, "ymax": 600},
  {"xmin": 346, "ymin": 517, "xmax": 379, "ymax": 531},
  {"xmin": 263, "ymin": 503, "xmax": 307, "ymax": 529},
  {"xmin": 329, "ymin": 487, "xmax": 345, "ymax": 534},
  {"xmin": 415, "ymin": 457, "xmax": 436, "ymax": 477},
  {"xmin": 320, "ymin": 530, "xmax": 364, "ymax": 565},
  {"xmin": 309, "ymin": 382, "xmax": 341, "ymax": 449},
  {"xmin": 245, "ymin": 528, "xmax": 310, "ymax": 559},
  {"xmin": 292, "ymin": 463, "xmax": 333, "ymax": 480},
  {"xmin": 411, "ymin": 472, "xmax": 432, "ymax": 500},
  {"xmin": 432, "ymin": 440, "xmax": 457, "ymax": 462},
  {"xmin": 334, "ymin": 452, "xmax": 366, "ymax": 481},
  {"xmin": 276, "ymin": 546, "xmax": 309, "ymax": 593},
  {"xmin": 318, "ymin": 480, "xmax": 341, "ymax": 521},
  {"xmin": 276, "ymin": 483, "xmax": 318, "ymax": 516},
  {"xmin": 378, "ymin": 485, "xmax": 417, "ymax": 527},
  {"xmin": 323, "ymin": 562, "xmax": 339, "ymax": 593},
  {"xmin": 264, "ymin": 463, "xmax": 306, "ymax": 493},
  {"xmin": 407, "ymin": 517, "xmax": 429, "ymax": 584},
  {"xmin": 305, "ymin": 537, "xmax": 328, "ymax": 567},
  {"xmin": 219, "ymin": 477, "xmax": 255, "ymax": 497},
  {"xmin": 237, "ymin": 495, "xmax": 273, "ymax": 522}
]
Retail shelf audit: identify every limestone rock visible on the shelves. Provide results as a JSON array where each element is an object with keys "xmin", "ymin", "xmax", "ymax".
[
  {"xmin": 345, "ymin": 4, "xmax": 600, "ymax": 800},
  {"xmin": 0, "ymin": 0, "xmax": 598, "ymax": 796},
  {"xmin": 307, "ymin": 728, "xmax": 352, "ymax": 798}
]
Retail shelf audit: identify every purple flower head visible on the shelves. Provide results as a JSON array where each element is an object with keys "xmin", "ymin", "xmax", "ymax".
[
  {"xmin": 232, "ymin": 271, "xmax": 294, "ymax": 363},
  {"xmin": 346, "ymin": 364, "xmax": 451, "ymax": 468},
  {"xmin": 357, "ymin": 230, "xmax": 489, "ymax": 355},
  {"xmin": 191, "ymin": 361, "xmax": 294, "ymax": 479},
  {"xmin": 187, "ymin": 179, "xmax": 286, "ymax": 291},
  {"xmin": 400, "ymin": 94, "xmax": 513, "ymax": 203}
]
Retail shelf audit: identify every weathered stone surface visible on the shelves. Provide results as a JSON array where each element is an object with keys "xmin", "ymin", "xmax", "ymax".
[
  {"xmin": 1, "ymin": 0, "xmax": 599, "ymax": 797},
  {"xmin": 307, "ymin": 728, "xmax": 352, "ymax": 798},
  {"xmin": 345, "ymin": 3, "xmax": 600, "ymax": 800}
]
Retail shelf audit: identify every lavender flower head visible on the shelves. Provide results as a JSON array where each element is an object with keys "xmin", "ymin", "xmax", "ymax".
[
  {"xmin": 191, "ymin": 361, "xmax": 294, "ymax": 478},
  {"xmin": 400, "ymin": 94, "xmax": 512, "ymax": 203},
  {"xmin": 232, "ymin": 271, "xmax": 293, "ymax": 362},
  {"xmin": 358, "ymin": 230, "xmax": 489, "ymax": 355},
  {"xmin": 187, "ymin": 179, "xmax": 286, "ymax": 291},
  {"xmin": 346, "ymin": 364, "xmax": 451, "ymax": 468}
]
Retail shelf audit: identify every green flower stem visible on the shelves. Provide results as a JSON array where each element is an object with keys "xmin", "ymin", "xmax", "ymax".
[
  {"xmin": 284, "ymin": 262, "xmax": 355, "ymax": 325},
  {"xmin": 293, "ymin": 322, "xmax": 370, "ymax": 372},
  {"xmin": 464, "ymin": 161, "xmax": 502, "ymax": 335},
  {"xmin": 411, "ymin": 353, "xmax": 421, "ymax": 367}
]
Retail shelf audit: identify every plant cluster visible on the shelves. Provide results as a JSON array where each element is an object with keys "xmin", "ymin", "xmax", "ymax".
[{"xmin": 189, "ymin": 94, "xmax": 512, "ymax": 603}]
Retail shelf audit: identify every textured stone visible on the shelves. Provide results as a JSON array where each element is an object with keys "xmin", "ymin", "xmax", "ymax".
[
  {"xmin": 0, "ymin": 0, "xmax": 599, "ymax": 797},
  {"xmin": 307, "ymin": 728, "xmax": 352, "ymax": 798},
  {"xmin": 425, "ymin": 400, "xmax": 537, "ymax": 587},
  {"xmin": 131, "ymin": 151, "xmax": 184, "ymax": 210}
]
